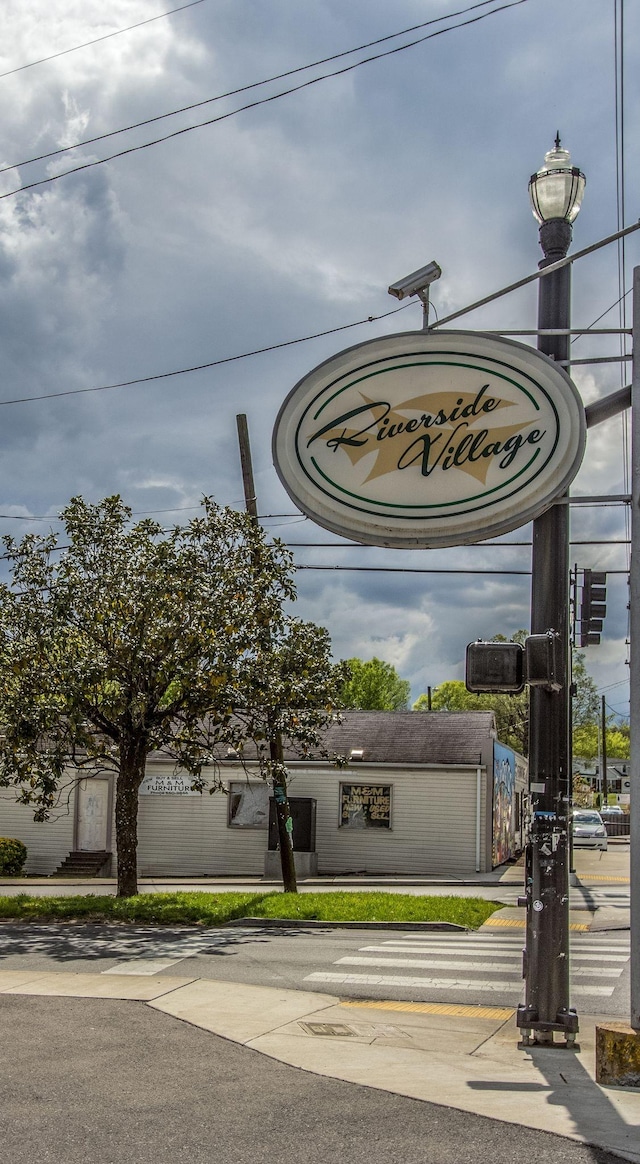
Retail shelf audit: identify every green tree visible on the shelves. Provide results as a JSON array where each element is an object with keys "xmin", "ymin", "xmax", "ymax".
[
  {"xmin": 339, "ymin": 657, "xmax": 411, "ymax": 711},
  {"xmin": 571, "ymin": 650, "xmax": 599, "ymax": 728},
  {"xmin": 572, "ymin": 723, "xmax": 630, "ymax": 761},
  {"xmin": 231, "ymin": 617, "xmax": 349, "ymax": 892},
  {"xmin": 0, "ymin": 496, "xmax": 345, "ymax": 896},
  {"xmin": 414, "ymin": 632, "xmax": 604, "ymax": 758},
  {"xmin": 414, "ymin": 681, "xmax": 529, "ymax": 755}
]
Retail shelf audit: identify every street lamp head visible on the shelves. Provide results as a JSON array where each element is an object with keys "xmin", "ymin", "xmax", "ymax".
[{"xmin": 528, "ymin": 135, "xmax": 586, "ymax": 226}]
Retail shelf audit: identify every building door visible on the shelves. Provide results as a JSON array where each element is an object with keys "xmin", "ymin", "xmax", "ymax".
[{"xmin": 76, "ymin": 779, "xmax": 110, "ymax": 851}]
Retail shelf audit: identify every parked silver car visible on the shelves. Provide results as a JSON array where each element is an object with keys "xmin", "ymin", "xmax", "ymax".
[{"xmin": 572, "ymin": 809, "xmax": 608, "ymax": 851}]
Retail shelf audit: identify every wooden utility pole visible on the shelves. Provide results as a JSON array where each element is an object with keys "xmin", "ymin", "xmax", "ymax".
[
  {"xmin": 235, "ymin": 414, "xmax": 297, "ymax": 893},
  {"xmin": 601, "ymin": 695, "xmax": 608, "ymax": 807}
]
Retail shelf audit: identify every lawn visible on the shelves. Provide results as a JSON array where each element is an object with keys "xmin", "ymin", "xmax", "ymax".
[{"xmin": 0, "ymin": 890, "xmax": 501, "ymax": 929}]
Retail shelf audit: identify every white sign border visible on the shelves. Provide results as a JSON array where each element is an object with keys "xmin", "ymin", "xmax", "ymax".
[{"xmin": 272, "ymin": 330, "xmax": 586, "ymax": 548}]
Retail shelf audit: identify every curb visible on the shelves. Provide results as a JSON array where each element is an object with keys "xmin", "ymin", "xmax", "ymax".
[{"xmin": 223, "ymin": 917, "xmax": 467, "ymax": 931}]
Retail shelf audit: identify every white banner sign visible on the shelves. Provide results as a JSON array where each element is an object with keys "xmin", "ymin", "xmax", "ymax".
[
  {"xmin": 139, "ymin": 774, "xmax": 200, "ymax": 796},
  {"xmin": 272, "ymin": 331, "xmax": 586, "ymax": 547}
]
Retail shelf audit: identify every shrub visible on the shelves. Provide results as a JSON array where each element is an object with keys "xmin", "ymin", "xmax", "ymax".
[{"xmin": 0, "ymin": 838, "xmax": 28, "ymax": 876}]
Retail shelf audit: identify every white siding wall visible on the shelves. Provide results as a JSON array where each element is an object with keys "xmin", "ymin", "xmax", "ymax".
[
  {"xmin": 288, "ymin": 765, "xmax": 486, "ymax": 876},
  {"xmin": 136, "ymin": 778, "xmax": 266, "ymax": 877},
  {"xmin": 0, "ymin": 790, "xmax": 75, "ymax": 874},
  {"xmin": 0, "ymin": 762, "xmax": 490, "ymax": 877},
  {"xmin": 135, "ymin": 763, "xmax": 489, "ymax": 877}
]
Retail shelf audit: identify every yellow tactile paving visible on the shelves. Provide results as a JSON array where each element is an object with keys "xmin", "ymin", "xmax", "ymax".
[
  {"xmin": 578, "ymin": 875, "xmax": 630, "ymax": 883},
  {"xmin": 341, "ymin": 998, "xmax": 515, "ymax": 1021},
  {"xmin": 482, "ymin": 917, "xmax": 590, "ymax": 931}
]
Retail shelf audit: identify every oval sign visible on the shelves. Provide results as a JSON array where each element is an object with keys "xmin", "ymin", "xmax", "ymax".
[{"xmin": 272, "ymin": 331, "xmax": 585, "ymax": 547}]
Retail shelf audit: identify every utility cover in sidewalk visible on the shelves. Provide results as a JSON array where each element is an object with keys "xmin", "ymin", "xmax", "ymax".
[{"xmin": 299, "ymin": 1021, "xmax": 409, "ymax": 1038}]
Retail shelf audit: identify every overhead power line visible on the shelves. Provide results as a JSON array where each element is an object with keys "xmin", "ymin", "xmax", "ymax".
[
  {"xmin": 0, "ymin": 0, "xmax": 209, "ymax": 81},
  {"xmin": 0, "ymin": 265, "xmax": 634, "ymax": 412},
  {"xmin": 295, "ymin": 565, "xmax": 630, "ymax": 576},
  {"xmin": 0, "ymin": 0, "xmax": 529, "ymax": 202},
  {"xmin": 0, "ymin": 302, "xmax": 412, "ymax": 408},
  {"xmin": 0, "ymin": 0, "xmax": 506, "ymax": 177}
]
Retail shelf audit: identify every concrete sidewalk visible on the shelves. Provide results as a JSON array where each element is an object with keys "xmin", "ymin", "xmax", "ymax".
[
  {"xmin": 2, "ymin": 965, "xmax": 638, "ymax": 1162},
  {"xmin": 3, "ymin": 852, "xmax": 634, "ymax": 1155}
]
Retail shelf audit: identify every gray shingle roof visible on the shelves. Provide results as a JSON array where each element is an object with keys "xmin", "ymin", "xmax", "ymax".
[{"xmin": 282, "ymin": 710, "xmax": 496, "ymax": 766}]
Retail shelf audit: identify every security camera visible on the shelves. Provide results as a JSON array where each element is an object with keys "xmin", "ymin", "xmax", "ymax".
[{"xmin": 387, "ymin": 260, "xmax": 442, "ymax": 301}]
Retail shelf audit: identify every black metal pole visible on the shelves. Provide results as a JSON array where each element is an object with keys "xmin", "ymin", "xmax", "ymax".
[{"xmin": 517, "ymin": 218, "xmax": 578, "ymax": 1047}]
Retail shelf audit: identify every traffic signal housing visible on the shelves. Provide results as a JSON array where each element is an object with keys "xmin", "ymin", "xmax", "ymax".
[{"xmin": 580, "ymin": 569, "xmax": 607, "ymax": 647}]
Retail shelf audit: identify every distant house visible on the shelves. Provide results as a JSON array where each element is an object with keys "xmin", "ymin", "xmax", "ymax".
[
  {"xmin": 572, "ymin": 757, "xmax": 631, "ymax": 807},
  {"xmin": 0, "ymin": 711, "xmax": 527, "ymax": 879}
]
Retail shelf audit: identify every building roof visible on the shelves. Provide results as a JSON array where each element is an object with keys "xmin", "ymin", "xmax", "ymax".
[
  {"xmin": 215, "ymin": 710, "xmax": 495, "ymax": 768},
  {"xmin": 305, "ymin": 710, "xmax": 496, "ymax": 766}
]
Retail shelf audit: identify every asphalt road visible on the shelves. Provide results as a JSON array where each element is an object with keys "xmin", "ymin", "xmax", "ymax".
[
  {"xmin": 0, "ymin": 994, "xmax": 627, "ymax": 1164},
  {"xmin": 0, "ymin": 921, "xmax": 631, "ymax": 1016}
]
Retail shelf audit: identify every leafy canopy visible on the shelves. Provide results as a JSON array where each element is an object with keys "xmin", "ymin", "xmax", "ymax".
[
  {"xmin": 414, "ymin": 681, "xmax": 529, "ymax": 755},
  {"xmin": 0, "ymin": 496, "xmax": 347, "ymax": 895},
  {"xmin": 0, "ymin": 495, "xmax": 300, "ymax": 807},
  {"xmin": 339, "ymin": 656, "xmax": 411, "ymax": 711},
  {"xmin": 413, "ymin": 632, "xmax": 603, "ymax": 758}
]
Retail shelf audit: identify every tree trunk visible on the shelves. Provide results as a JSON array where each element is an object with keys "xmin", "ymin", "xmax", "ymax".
[
  {"xmin": 270, "ymin": 733, "xmax": 297, "ymax": 894},
  {"xmin": 115, "ymin": 740, "xmax": 147, "ymax": 897}
]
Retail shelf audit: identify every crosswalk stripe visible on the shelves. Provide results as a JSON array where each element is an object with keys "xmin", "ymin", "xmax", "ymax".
[
  {"xmin": 101, "ymin": 958, "xmax": 184, "ymax": 975},
  {"xmin": 572, "ymin": 966, "xmax": 624, "ymax": 977},
  {"xmin": 337, "ymin": 955, "xmax": 521, "ymax": 973},
  {"xmin": 365, "ymin": 935, "xmax": 633, "ymax": 945},
  {"xmin": 365, "ymin": 939, "xmax": 629, "ymax": 953},
  {"xmin": 335, "ymin": 955, "xmax": 623, "ymax": 978},
  {"xmin": 359, "ymin": 944, "xmax": 629, "ymax": 962},
  {"xmin": 303, "ymin": 971, "xmax": 615, "ymax": 997}
]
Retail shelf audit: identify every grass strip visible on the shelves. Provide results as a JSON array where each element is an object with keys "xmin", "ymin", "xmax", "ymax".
[
  {"xmin": 0, "ymin": 890, "xmax": 501, "ymax": 929},
  {"xmin": 254, "ymin": 892, "xmax": 501, "ymax": 927}
]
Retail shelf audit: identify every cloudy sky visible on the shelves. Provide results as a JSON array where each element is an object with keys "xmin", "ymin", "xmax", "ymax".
[{"xmin": 0, "ymin": 0, "xmax": 637, "ymax": 716}]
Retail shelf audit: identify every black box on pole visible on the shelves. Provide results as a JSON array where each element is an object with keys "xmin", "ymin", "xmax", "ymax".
[{"xmin": 465, "ymin": 640, "xmax": 524, "ymax": 694}]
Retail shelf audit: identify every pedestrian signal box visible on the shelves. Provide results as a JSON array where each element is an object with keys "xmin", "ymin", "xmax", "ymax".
[{"xmin": 465, "ymin": 640, "xmax": 525, "ymax": 694}]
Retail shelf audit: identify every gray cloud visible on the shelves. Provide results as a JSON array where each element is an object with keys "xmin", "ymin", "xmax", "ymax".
[{"xmin": 0, "ymin": 0, "xmax": 636, "ymax": 709}]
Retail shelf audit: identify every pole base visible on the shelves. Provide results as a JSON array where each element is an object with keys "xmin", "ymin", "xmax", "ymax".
[{"xmin": 517, "ymin": 1004, "xmax": 579, "ymax": 1048}]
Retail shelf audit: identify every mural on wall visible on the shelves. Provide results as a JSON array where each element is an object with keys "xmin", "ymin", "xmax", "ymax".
[{"xmin": 492, "ymin": 742, "xmax": 516, "ymax": 867}]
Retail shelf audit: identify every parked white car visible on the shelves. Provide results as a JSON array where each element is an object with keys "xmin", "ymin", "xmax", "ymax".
[{"xmin": 572, "ymin": 809, "xmax": 608, "ymax": 851}]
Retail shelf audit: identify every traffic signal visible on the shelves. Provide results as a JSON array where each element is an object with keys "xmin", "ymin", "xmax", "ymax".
[{"xmin": 580, "ymin": 569, "xmax": 607, "ymax": 646}]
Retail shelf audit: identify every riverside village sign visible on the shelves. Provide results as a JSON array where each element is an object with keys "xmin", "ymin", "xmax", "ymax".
[{"xmin": 272, "ymin": 331, "xmax": 586, "ymax": 548}]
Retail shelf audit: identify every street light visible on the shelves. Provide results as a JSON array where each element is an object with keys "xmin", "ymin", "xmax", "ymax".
[
  {"xmin": 529, "ymin": 135, "xmax": 586, "ymax": 235},
  {"xmin": 517, "ymin": 136, "xmax": 585, "ymax": 1048}
]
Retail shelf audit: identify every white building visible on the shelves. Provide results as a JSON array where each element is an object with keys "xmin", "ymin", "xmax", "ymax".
[{"xmin": 0, "ymin": 711, "xmax": 527, "ymax": 879}]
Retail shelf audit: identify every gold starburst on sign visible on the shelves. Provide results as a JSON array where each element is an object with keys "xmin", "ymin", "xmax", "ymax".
[{"xmin": 315, "ymin": 389, "xmax": 531, "ymax": 487}]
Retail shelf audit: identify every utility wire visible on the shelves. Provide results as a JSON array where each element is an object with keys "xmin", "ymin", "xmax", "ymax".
[
  {"xmin": 0, "ymin": 0, "xmax": 208, "ymax": 81},
  {"xmin": 0, "ymin": 275, "xmax": 632, "ymax": 415},
  {"xmin": 0, "ymin": 0, "xmax": 504, "ymax": 177},
  {"xmin": 295, "ymin": 565, "xmax": 630, "ymax": 575},
  {"xmin": 0, "ymin": 0, "xmax": 529, "ymax": 202},
  {"xmin": 0, "ymin": 274, "xmax": 633, "ymax": 412},
  {"xmin": 0, "ymin": 302, "xmax": 413, "ymax": 408}
]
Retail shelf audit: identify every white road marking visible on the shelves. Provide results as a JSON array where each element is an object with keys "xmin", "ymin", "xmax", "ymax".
[
  {"xmin": 336, "ymin": 955, "xmax": 623, "ymax": 978},
  {"xmin": 101, "ymin": 958, "xmax": 185, "ymax": 976},
  {"xmin": 302, "ymin": 971, "xmax": 615, "ymax": 997},
  {"xmin": 359, "ymin": 944, "xmax": 629, "ymax": 962},
  {"xmin": 337, "ymin": 955, "xmax": 522, "ymax": 973}
]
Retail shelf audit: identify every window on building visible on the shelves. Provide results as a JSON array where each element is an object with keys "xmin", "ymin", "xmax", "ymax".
[
  {"xmin": 228, "ymin": 781, "xmax": 269, "ymax": 829},
  {"xmin": 339, "ymin": 783, "xmax": 392, "ymax": 829}
]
